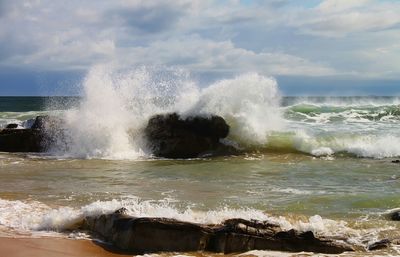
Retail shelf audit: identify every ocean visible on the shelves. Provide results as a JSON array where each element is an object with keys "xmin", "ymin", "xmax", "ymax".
[{"xmin": 0, "ymin": 69, "xmax": 400, "ymax": 256}]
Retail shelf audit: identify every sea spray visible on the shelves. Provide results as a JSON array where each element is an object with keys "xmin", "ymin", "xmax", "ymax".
[
  {"xmin": 52, "ymin": 66, "xmax": 283, "ymax": 159},
  {"xmin": 188, "ymin": 72, "xmax": 283, "ymax": 145},
  {"xmin": 58, "ymin": 66, "xmax": 199, "ymax": 159}
]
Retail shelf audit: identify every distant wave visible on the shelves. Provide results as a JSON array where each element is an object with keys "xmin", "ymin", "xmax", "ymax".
[{"xmin": 285, "ymin": 103, "xmax": 400, "ymax": 123}]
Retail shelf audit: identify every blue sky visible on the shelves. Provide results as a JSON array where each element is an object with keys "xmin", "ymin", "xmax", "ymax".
[{"xmin": 0, "ymin": 0, "xmax": 399, "ymax": 96}]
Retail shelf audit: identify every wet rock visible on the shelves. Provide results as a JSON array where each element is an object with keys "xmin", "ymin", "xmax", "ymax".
[
  {"xmin": 5, "ymin": 123, "xmax": 18, "ymax": 129},
  {"xmin": 0, "ymin": 128, "xmax": 43, "ymax": 152},
  {"xmin": 81, "ymin": 211, "xmax": 354, "ymax": 254},
  {"xmin": 389, "ymin": 210, "xmax": 400, "ymax": 221},
  {"xmin": 368, "ymin": 239, "xmax": 391, "ymax": 251},
  {"xmin": 83, "ymin": 213, "xmax": 212, "ymax": 253},
  {"xmin": 144, "ymin": 113, "xmax": 237, "ymax": 158},
  {"xmin": 210, "ymin": 219, "xmax": 353, "ymax": 254},
  {"xmin": 0, "ymin": 115, "xmax": 65, "ymax": 152},
  {"xmin": 392, "ymin": 160, "xmax": 400, "ymax": 164}
]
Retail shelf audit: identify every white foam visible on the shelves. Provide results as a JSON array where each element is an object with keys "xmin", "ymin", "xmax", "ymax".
[
  {"xmin": 0, "ymin": 197, "xmax": 386, "ymax": 246},
  {"xmin": 47, "ymin": 66, "xmax": 282, "ymax": 159},
  {"xmin": 190, "ymin": 72, "xmax": 283, "ymax": 145},
  {"xmin": 292, "ymin": 130, "xmax": 400, "ymax": 158},
  {"xmin": 311, "ymin": 147, "xmax": 334, "ymax": 157},
  {"xmin": 270, "ymin": 187, "xmax": 327, "ymax": 195}
]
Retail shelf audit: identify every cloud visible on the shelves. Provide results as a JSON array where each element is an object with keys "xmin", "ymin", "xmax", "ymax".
[
  {"xmin": 117, "ymin": 36, "xmax": 335, "ymax": 76},
  {"xmin": 0, "ymin": 0, "xmax": 399, "ymax": 80},
  {"xmin": 317, "ymin": 0, "xmax": 371, "ymax": 12},
  {"xmin": 291, "ymin": 0, "xmax": 400, "ymax": 37},
  {"xmin": 105, "ymin": 1, "xmax": 190, "ymax": 34}
]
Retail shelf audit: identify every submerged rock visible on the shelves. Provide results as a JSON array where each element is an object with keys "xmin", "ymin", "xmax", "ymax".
[
  {"xmin": 81, "ymin": 210, "xmax": 354, "ymax": 254},
  {"xmin": 144, "ymin": 113, "xmax": 237, "ymax": 158}
]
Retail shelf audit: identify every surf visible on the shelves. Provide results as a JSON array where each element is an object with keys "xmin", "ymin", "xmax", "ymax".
[
  {"xmin": 44, "ymin": 65, "xmax": 283, "ymax": 159},
  {"xmin": 1, "ymin": 67, "xmax": 400, "ymax": 160}
]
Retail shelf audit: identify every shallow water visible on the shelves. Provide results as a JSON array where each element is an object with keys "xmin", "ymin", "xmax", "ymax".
[{"xmin": 1, "ymin": 153, "xmax": 400, "ymax": 255}]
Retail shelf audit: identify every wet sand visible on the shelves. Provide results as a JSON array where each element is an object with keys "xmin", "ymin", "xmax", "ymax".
[{"xmin": 0, "ymin": 237, "xmax": 130, "ymax": 257}]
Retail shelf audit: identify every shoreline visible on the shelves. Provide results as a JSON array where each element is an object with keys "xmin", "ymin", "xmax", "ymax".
[{"xmin": 0, "ymin": 237, "xmax": 130, "ymax": 257}]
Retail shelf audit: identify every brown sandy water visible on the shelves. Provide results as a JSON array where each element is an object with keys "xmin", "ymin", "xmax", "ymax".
[{"xmin": 1, "ymin": 152, "xmax": 400, "ymax": 256}]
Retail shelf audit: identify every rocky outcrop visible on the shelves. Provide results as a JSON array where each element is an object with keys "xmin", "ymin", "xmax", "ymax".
[
  {"xmin": 81, "ymin": 210, "xmax": 354, "ymax": 254},
  {"xmin": 0, "ymin": 115, "xmax": 64, "ymax": 152},
  {"xmin": 0, "ymin": 128, "xmax": 43, "ymax": 152},
  {"xmin": 5, "ymin": 123, "xmax": 18, "ymax": 129},
  {"xmin": 389, "ymin": 210, "xmax": 400, "ymax": 221},
  {"xmin": 144, "ymin": 113, "xmax": 237, "ymax": 158},
  {"xmin": 2, "ymin": 113, "xmax": 237, "ymax": 158}
]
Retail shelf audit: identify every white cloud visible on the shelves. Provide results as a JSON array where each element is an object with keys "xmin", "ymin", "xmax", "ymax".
[
  {"xmin": 291, "ymin": 0, "xmax": 400, "ymax": 37},
  {"xmin": 0, "ymin": 0, "xmax": 399, "ymax": 79},
  {"xmin": 317, "ymin": 0, "xmax": 371, "ymax": 12},
  {"xmin": 118, "ymin": 36, "xmax": 335, "ymax": 76}
]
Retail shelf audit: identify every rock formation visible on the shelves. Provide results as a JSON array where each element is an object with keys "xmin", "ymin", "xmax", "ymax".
[
  {"xmin": 389, "ymin": 210, "xmax": 400, "ymax": 221},
  {"xmin": 144, "ymin": 113, "xmax": 237, "ymax": 158},
  {"xmin": 0, "ymin": 128, "xmax": 43, "ymax": 152},
  {"xmin": 0, "ymin": 115, "xmax": 64, "ymax": 152},
  {"xmin": 81, "ymin": 209, "xmax": 354, "ymax": 254},
  {"xmin": 1, "ymin": 113, "xmax": 237, "ymax": 158}
]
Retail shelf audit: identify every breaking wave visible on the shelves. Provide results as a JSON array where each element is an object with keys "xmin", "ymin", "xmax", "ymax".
[
  {"xmin": 48, "ymin": 65, "xmax": 283, "ymax": 159},
  {"xmin": 0, "ymin": 197, "xmax": 389, "ymax": 248},
  {"xmin": 1, "ymin": 66, "xmax": 400, "ymax": 159}
]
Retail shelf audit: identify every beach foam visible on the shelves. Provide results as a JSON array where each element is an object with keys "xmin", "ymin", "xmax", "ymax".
[{"xmin": 0, "ymin": 197, "xmax": 388, "ymax": 247}]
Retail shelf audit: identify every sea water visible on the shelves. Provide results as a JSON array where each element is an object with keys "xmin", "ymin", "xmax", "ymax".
[{"xmin": 0, "ymin": 66, "xmax": 400, "ymax": 256}]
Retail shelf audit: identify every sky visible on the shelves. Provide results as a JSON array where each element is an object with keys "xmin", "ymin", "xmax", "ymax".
[{"xmin": 0, "ymin": 0, "xmax": 399, "ymax": 96}]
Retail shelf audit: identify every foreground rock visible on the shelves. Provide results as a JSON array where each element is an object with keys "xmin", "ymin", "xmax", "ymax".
[
  {"xmin": 81, "ymin": 210, "xmax": 354, "ymax": 254},
  {"xmin": 368, "ymin": 239, "xmax": 391, "ymax": 251},
  {"xmin": 144, "ymin": 113, "xmax": 237, "ymax": 158}
]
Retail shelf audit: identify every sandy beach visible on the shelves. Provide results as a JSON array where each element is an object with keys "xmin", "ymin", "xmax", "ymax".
[{"xmin": 0, "ymin": 237, "xmax": 130, "ymax": 257}]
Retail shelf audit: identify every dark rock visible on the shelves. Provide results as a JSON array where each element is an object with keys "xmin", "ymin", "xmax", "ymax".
[
  {"xmin": 368, "ymin": 239, "xmax": 391, "ymax": 251},
  {"xmin": 81, "ymin": 211, "xmax": 354, "ymax": 254},
  {"xmin": 210, "ymin": 219, "xmax": 353, "ymax": 254},
  {"xmin": 83, "ymin": 212, "xmax": 212, "ymax": 253},
  {"xmin": 5, "ymin": 123, "xmax": 18, "ymax": 129},
  {"xmin": 392, "ymin": 160, "xmax": 400, "ymax": 164},
  {"xmin": 31, "ymin": 115, "xmax": 63, "ymax": 131},
  {"xmin": 389, "ymin": 210, "xmax": 400, "ymax": 221},
  {"xmin": 0, "ymin": 115, "xmax": 65, "ymax": 152},
  {"xmin": 0, "ymin": 129, "xmax": 43, "ymax": 152},
  {"xmin": 144, "ymin": 113, "xmax": 237, "ymax": 158}
]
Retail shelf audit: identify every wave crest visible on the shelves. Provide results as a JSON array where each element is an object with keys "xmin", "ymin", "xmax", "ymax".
[{"xmin": 49, "ymin": 66, "xmax": 282, "ymax": 159}]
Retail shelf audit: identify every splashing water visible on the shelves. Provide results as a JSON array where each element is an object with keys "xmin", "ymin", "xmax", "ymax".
[
  {"xmin": 53, "ymin": 66, "xmax": 283, "ymax": 159},
  {"xmin": 0, "ymin": 197, "xmax": 386, "ymax": 248}
]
